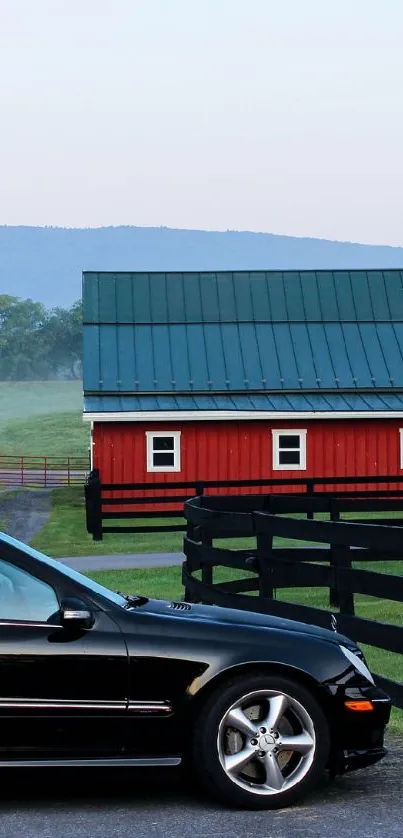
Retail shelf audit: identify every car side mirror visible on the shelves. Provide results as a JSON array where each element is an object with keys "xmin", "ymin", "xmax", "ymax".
[{"xmin": 60, "ymin": 597, "xmax": 94, "ymax": 630}]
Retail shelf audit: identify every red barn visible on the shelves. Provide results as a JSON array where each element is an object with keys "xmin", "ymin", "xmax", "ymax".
[{"xmin": 82, "ymin": 270, "xmax": 403, "ymax": 492}]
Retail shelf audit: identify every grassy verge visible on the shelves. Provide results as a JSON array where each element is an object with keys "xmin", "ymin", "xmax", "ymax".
[
  {"xmin": 86, "ymin": 565, "xmax": 403, "ymax": 736},
  {"xmin": 31, "ymin": 487, "xmax": 186, "ymax": 556}
]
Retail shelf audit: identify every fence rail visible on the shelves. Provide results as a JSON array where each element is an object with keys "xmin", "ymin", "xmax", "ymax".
[
  {"xmin": 85, "ymin": 470, "xmax": 403, "ymax": 540},
  {"xmin": 0, "ymin": 455, "xmax": 90, "ymax": 488},
  {"xmin": 182, "ymin": 493, "xmax": 403, "ymax": 709}
]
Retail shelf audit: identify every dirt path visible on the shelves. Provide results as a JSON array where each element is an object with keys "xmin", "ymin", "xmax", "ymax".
[{"xmin": 0, "ymin": 490, "xmax": 51, "ymax": 543}]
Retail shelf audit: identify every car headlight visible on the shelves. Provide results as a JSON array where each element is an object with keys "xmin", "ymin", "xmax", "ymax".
[{"xmin": 339, "ymin": 645, "xmax": 375, "ymax": 685}]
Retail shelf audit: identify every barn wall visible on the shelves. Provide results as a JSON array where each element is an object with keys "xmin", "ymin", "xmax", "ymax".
[{"xmin": 93, "ymin": 419, "xmax": 403, "ymax": 492}]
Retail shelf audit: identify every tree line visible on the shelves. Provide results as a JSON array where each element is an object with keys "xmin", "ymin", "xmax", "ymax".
[{"xmin": 0, "ymin": 295, "xmax": 82, "ymax": 380}]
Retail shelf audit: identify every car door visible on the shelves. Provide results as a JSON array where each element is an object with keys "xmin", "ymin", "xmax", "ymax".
[{"xmin": 0, "ymin": 555, "xmax": 129, "ymax": 761}]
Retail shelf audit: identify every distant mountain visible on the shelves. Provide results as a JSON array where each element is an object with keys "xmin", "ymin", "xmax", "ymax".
[{"xmin": 1, "ymin": 225, "xmax": 403, "ymax": 309}]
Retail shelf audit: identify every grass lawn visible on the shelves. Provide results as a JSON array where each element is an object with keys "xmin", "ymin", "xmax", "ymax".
[
  {"xmin": 0, "ymin": 381, "xmax": 82, "ymax": 423},
  {"xmin": 31, "ymin": 486, "xmax": 403, "ymax": 559},
  {"xmin": 30, "ymin": 487, "xmax": 186, "ymax": 556},
  {"xmin": 0, "ymin": 413, "xmax": 89, "ymax": 459},
  {"xmin": 86, "ymin": 564, "xmax": 403, "ymax": 737},
  {"xmin": 31, "ymin": 488, "xmax": 346, "ymax": 557},
  {"xmin": 0, "ymin": 380, "xmax": 88, "ymax": 459}
]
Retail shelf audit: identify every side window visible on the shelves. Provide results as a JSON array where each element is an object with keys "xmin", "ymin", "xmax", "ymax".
[
  {"xmin": 0, "ymin": 558, "xmax": 59, "ymax": 623},
  {"xmin": 146, "ymin": 431, "xmax": 181, "ymax": 472},
  {"xmin": 272, "ymin": 430, "xmax": 307, "ymax": 470}
]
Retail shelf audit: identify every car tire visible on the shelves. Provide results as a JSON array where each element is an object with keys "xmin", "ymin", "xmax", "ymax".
[{"xmin": 192, "ymin": 672, "xmax": 330, "ymax": 810}]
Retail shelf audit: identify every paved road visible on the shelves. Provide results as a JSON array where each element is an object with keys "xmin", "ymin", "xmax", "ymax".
[
  {"xmin": 0, "ymin": 741, "xmax": 401, "ymax": 838},
  {"xmin": 60, "ymin": 552, "xmax": 184, "ymax": 571}
]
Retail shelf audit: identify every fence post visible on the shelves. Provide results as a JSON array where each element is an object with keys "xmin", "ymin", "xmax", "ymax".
[
  {"xmin": 256, "ymin": 529, "xmax": 274, "ymax": 600},
  {"xmin": 193, "ymin": 485, "xmax": 211, "ymax": 597},
  {"xmin": 183, "ymin": 524, "xmax": 196, "ymax": 602},
  {"xmin": 184, "ymin": 523, "xmax": 212, "ymax": 602},
  {"xmin": 44, "ymin": 457, "xmax": 47, "ymax": 488},
  {"xmin": 85, "ymin": 469, "xmax": 103, "ymax": 541},
  {"xmin": 329, "ymin": 500, "xmax": 341, "ymax": 607},
  {"xmin": 332, "ymin": 544, "xmax": 355, "ymax": 616},
  {"xmin": 200, "ymin": 528, "xmax": 213, "ymax": 589},
  {"xmin": 306, "ymin": 479, "xmax": 315, "ymax": 519},
  {"xmin": 67, "ymin": 457, "xmax": 71, "ymax": 487}
]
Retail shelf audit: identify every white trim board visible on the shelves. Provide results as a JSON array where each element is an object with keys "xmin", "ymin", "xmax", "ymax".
[
  {"xmin": 272, "ymin": 429, "xmax": 307, "ymax": 471},
  {"xmin": 146, "ymin": 430, "xmax": 181, "ymax": 473},
  {"xmin": 83, "ymin": 410, "xmax": 403, "ymax": 423}
]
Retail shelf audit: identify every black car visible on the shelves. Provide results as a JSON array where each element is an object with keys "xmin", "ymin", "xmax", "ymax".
[{"xmin": 0, "ymin": 532, "xmax": 391, "ymax": 810}]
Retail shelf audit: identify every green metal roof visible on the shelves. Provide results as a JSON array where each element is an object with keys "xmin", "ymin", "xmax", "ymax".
[
  {"xmin": 83, "ymin": 270, "xmax": 403, "ymax": 407},
  {"xmin": 84, "ymin": 392, "xmax": 403, "ymax": 414},
  {"xmin": 83, "ymin": 270, "xmax": 403, "ymax": 324}
]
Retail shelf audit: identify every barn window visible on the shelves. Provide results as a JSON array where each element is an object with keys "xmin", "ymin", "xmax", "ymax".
[
  {"xmin": 272, "ymin": 430, "xmax": 307, "ymax": 470},
  {"xmin": 146, "ymin": 431, "xmax": 181, "ymax": 472}
]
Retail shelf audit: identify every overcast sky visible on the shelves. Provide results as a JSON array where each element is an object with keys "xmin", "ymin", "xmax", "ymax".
[{"xmin": 0, "ymin": 0, "xmax": 402, "ymax": 245}]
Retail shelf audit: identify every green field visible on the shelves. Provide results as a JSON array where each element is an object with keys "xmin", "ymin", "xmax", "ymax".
[
  {"xmin": 0, "ymin": 381, "xmax": 82, "ymax": 422},
  {"xmin": 0, "ymin": 413, "xmax": 89, "ymax": 459},
  {"xmin": 0, "ymin": 381, "xmax": 88, "ymax": 457}
]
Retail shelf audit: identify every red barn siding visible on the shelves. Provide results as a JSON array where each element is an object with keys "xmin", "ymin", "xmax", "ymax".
[{"xmin": 93, "ymin": 419, "xmax": 403, "ymax": 510}]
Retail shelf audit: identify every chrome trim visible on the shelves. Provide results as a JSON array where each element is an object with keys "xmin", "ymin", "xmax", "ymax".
[
  {"xmin": 0, "ymin": 699, "xmax": 173, "ymax": 713},
  {"xmin": 63, "ymin": 610, "xmax": 92, "ymax": 620},
  {"xmin": 128, "ymin": 701, "xmax": 173, "ymax": 714},
  {"xmin": 0, "ymin": 757, "xmax": 181, "ymax": 768},
  {"xmin": 0, "ymin": 621, "xmax": 62, "ymax": 628},
  {"xmin": 0, "ymin": 699, "xmax": 127, "ymax": 711}
]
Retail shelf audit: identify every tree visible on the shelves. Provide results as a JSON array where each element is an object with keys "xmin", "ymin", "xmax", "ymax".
[
  {"xmin": 0, "ymin": 295, "xmax": 49, "ymax": 379},
  {"xmin": 42, "ymin": 300, "xmax": 83, "ymax": 379},
  {"xmin": 0, "ymin": 295, "xmax": 83, "ymax": 380}
]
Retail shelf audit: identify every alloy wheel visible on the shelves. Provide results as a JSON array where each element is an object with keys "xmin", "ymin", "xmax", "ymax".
[{"xmin": 217, "ymin": 689, "xmax": 316, "ymax": 796}]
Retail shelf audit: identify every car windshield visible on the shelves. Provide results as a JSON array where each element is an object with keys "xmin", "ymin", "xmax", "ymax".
[{"xmin": 0, "ymin": 533, "xmax": 128, "ymax": 608}]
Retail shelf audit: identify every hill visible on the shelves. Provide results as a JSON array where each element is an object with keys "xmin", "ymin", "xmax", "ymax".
[
  {"xmin": 0, "ymin": 381, "xmax": 87, "ymax": 457},
  {"xmin": 0, "ymin": 381, "xmax": 82, "ymax": 423},
  {"xmin": 1, "ymin": 225, "xmax": 403, "ymax": 308}
]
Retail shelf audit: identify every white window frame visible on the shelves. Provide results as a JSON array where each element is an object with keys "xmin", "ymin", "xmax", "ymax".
[
  {"xmin": 399, "ymin": 429, "xmax": 403, "ymax": 469},
  {"xmin": 272, "ymin": 429, "xmax": 307, "ymax": 471},
  {"xmin": 146, "ymin": 431, "xmax": 181, "ymax": 473}
]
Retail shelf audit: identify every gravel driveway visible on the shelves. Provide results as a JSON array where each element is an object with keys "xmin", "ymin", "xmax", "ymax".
[{"xmin": 0, "ymin": 490, "xmax": 51, "ymax": 543}]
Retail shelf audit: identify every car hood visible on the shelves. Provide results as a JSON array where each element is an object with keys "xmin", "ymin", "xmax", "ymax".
[{"xmin": 138, "ymin": 597, "xmax": 351, "ymax": 647}]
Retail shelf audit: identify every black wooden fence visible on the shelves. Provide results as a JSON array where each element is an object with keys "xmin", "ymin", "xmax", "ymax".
[
  {"xmin": 85, "ymin": 469, "xmax": 403, "ymax": 541},
  {"xmin": 182, "ymin": 493, "xmax": 403, "ymax": 709},
  {"xmin": 84, "ymin": 471, "xmax": 403, "ymax": 707}
]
